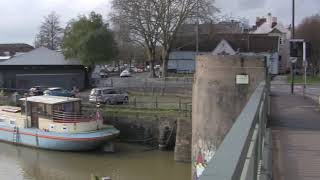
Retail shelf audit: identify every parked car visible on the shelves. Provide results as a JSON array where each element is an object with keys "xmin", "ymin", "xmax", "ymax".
[
  {"xmin": 99, "ymin": 70, "xmax": 109, "ymax": 78},
  {"xmin": 89, "ymin": 87, "xmax": 129, "ymax": 104},
  {"xmin": 44, "ymin": 87, "xmax": 75, "ymax": 97},
  {"xmin": 29, "ymin": 86, "xmax": 49, "ymax": 96},
  {"xmin": 131, "ymin": 67, "xmax": 144, "ymax": 73},
  {"xmin": 120, "ymin": 70, "xmax": 131, "ymax": 77}
]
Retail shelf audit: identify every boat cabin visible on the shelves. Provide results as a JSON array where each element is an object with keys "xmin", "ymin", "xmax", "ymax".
[
  {"xmin": 15, "ymin": 96, "xmax": 104, "ymax": 133},
  {"xmin": 21, "ymin": 96, "xmax": 81, "ymax": 128}
]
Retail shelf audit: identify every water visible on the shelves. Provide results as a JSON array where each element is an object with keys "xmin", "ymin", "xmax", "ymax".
[{"xmin": 0, "ymin": 142, "xmax": 190, "ymax": 180}]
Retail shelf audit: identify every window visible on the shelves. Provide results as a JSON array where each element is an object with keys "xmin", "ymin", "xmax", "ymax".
[
  {"xmin": 90, "ymin": 89, "xmax": 101, "ymax": 95},
  {"xmin": 279, "ymin": 37, "xmax": 283, "ymax": 45},
  {"xmin": 10, "ymin": 121, "xmax": 15, "ymax": 125},
  {"xmin": 108, "ymin": 90, "xmax": 117, "ymax": 94}
]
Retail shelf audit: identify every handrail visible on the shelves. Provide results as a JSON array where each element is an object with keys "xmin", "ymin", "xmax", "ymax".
[
  {"xmin": 52, "ymin": 111, "xmax": 95, "ymax": 123},
  {"xmin": 199, "ymin": 82, "xmax": 269, "ymax": 180}
]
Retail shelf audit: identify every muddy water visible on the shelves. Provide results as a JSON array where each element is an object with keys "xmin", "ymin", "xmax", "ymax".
[{"xmin": 0, "ymin": 142, "xmax": 190, "ymax": 180}]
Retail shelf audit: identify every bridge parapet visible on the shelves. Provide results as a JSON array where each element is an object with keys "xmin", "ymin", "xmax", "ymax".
[{"xmin": 199, "ymin": 82, "xmax": 271, "ymax": 180}]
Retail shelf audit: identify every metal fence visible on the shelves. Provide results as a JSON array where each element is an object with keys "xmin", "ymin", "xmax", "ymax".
[
  {"xmin": 82, "ymin": 99, "xmax": 192, "ymax": 112},
  {"xmin": 94, "ymin": 77, "xmax": 193, "ymax": 96},
  {"xmin": 200, "ymin": 82, "xmax": 272, "ymax": 180}
]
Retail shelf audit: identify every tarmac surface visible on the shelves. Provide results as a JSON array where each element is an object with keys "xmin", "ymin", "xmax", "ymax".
[{"xmin": 271, "ymin": 89, "xmax": 320, "ymax": 180}]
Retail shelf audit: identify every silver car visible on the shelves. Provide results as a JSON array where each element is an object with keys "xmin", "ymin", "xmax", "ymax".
[{"xmin": 89, "ymin": 88, "xmax": 129, "ymax": 104}]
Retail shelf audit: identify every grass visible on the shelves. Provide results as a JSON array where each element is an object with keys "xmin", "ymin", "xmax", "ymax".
[
  {"xmin": 287, "ymin": 75, "xmax": 320, "ymax": 84},
  {"xmin": 104, "ymin": 107, "xmax": 182, "ymax": 116},
  {"xmin": 124, "ymin": 92, "xmax": 192, "ymax": 110}
]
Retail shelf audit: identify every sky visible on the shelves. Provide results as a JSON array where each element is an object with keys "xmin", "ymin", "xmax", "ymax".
[{"xmin": 0, "ymin": 0, "xmax": 319, "ymax": 45}]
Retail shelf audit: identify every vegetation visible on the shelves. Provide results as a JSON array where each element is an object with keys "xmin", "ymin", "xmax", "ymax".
[
  {"xmin": 34, "ymin": 11, "xmax": 63, "ymax": 50},
  {"xmin": 62, "ymin": 12, "xmax": 118, "ymax": 66},
  {"xmin": 111, "ymin": 0, "xmax": 216, "ymax": 77},
  {"xmin": 297, "ymin": 14, "xmax": 320, "ymax": 76},
  {"xmin": 287, "ymin": 75, "xmax": 320, "ymax": 84}
]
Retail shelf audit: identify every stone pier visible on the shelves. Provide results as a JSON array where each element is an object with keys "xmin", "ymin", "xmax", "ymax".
[
  {"xmin": 174, "ymin": 118, "xmax": 192, "ymax": 162},
  {"xmin": 192, "ymin": 55, "xmax": 266, "ymax": 179}
]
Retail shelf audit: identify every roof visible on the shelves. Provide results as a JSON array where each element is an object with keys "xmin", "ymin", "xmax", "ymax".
[
  {"xmin": 177, "ymin": 22, "xmax": 244, "ymax": 36},
  {"xmin": 20, "ymin": 96, "xmax": 80, "ymax": 105},
  {"xmin": 0, "ymin": 47, "xmax": 82, "ymax": 66},
  {"xmin": 172, "ymin": 33, "xmax": 279, "ymax": 53},
  {"xmin": 0, "ymin": 43, "xmax": 34, "ymax": 55},
  {"xmin": 252, "ymin": 21, "xmax": 290, "ymax": 35}
]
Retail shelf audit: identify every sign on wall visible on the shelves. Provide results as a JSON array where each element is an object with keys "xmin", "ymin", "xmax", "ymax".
[{"xmin": 236, "ymin": 74, "xmax": 249, "ymax": 85}]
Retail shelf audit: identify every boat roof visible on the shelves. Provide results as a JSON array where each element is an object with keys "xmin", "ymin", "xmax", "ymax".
[{"xmin": 20, "ymin": 96, "xmax": 80, "ymax": 105}]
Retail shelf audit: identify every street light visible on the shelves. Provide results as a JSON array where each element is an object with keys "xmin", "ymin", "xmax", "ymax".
[
  {"xmin": 291, "ymin": 0, "xmax": 295, "ymax": 94},
  {"xmin": 196, "ymin": 0, "xmax": 199, "ymax": 54}
]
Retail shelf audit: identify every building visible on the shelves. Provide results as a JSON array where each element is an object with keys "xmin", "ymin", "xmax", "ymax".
[
  {"xmin": 176, "ymin": 21, "xmax": 246, "ymax": 37},
  {"xmin": 169, "ymin": 33, "xmax": 279, "ymax": 74},
  {"xmin": 0, "ymin": 47, "xmax": 87, "ymax": 90},
  {"xmin": 251, "ymin": 13, "xmax": 291, "ymax": 74}
]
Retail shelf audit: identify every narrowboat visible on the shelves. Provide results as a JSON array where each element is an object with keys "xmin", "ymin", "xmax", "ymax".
[{"xmin": 0, "ymin": 96, "xmax": 119, "ymax": 151}]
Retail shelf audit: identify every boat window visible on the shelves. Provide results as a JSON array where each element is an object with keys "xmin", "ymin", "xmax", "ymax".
[
  {"xmin": 46, "ymin": 104, "xmax": 52, "ymax": 115},
  {"xmin": 0, "ymin": 119, "xmax": 4, "ymax": 122},
  {"xmin": 10, "ymin": 121, "xmax": 15, "ymax": 125},
  {"xmin": 38, "ymin": 103, "xmax": 45, "ymax": 115}
]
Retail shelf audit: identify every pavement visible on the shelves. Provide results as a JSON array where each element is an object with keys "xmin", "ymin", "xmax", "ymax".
[{"xmin": 271, "ymin": 88, "xmax": 320, "ymax": 180}]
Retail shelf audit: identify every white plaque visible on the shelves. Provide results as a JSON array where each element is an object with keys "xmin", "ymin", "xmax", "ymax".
[{"xmin": 236, "ymin": 75, "xmax": 249, "ymax": 85}]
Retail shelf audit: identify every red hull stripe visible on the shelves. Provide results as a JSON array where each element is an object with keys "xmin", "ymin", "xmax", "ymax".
[{"xmin": 0, "ymin": 127, "xmax": 109, "ymax": 141}]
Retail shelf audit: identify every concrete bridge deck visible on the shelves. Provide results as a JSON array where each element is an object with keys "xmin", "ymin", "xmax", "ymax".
[{"xmin": 271, "ymin": 90, "xmax": 320, "ymax": 180}]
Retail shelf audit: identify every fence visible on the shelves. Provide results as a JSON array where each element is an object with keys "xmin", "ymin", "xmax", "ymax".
[
  {"xmin": 199, "ymin": 82, "xmax": 272, "ymax": 180},
  {"xmin": 94, "ymin": 77, "xmax": 193, "ymax": 96}
]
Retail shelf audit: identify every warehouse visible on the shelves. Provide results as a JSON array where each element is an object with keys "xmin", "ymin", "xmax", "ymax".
[{"xmin": 0, "ymin": 47, "xmax": 87, "ymax": 90}]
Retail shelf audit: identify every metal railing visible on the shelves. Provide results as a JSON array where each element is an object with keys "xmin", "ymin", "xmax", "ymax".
[
  {"xmin": 52, "ymin": 110, "xmax": 94, "ymax": 123},
  {"xmin": 200, "ymin": 82, "xmax": 271, "ymax": 180}
]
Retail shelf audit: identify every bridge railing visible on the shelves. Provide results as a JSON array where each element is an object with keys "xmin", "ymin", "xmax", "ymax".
[{"xmin": 200, "ymin": 82, "xmax": 271, "ymax": 180}]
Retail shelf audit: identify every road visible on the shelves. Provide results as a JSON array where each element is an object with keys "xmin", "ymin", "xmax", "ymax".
[{"xmin": 271, "ymin": 89, "xmax": 320, "ymax": 180}]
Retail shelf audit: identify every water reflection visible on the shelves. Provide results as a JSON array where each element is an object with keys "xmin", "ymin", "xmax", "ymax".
[{"xmin": 0, "ymin": 142, "xmax": 190, "ymax": 180}]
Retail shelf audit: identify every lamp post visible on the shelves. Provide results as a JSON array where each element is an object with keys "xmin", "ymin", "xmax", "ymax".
[
  {"xmin": 196, "ymin": 0, "xmax": 199, "ymax": 54},
  {"xmin": 291, "ymin": 0, "xmax": 295, "ymax": 94}
]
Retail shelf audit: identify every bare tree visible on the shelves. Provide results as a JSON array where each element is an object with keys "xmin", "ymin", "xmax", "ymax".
[
  {"xmin": 111, "ymin": 0, "xmax": 216, "ymax": 77},
  {"xmin": 155, "ymin": 0, "xmax": 216, "ymax": 77},
  {"xmin": 111, "ymin": 0, "xmax": 162, "ymax": 77},
  {"xmin": 34, "ymin": 11, "xmax": 63, "ymax": 50},
  {"xmin": 296, "ymin": 14, "xmax": 320, "ymax": 75}
]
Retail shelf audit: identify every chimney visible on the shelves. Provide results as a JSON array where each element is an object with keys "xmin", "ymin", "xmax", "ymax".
[{"xmin": 267, "ymin": 13, "xmax": 273, "ymax": 25}]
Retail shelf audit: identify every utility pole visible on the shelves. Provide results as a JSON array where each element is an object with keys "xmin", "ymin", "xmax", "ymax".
[
  {"xmin": 291, "ymin": 0, "xmax": 295, "ymax": 94},
  {"xmin": 196, "ymin": 0, "xmax": 199, "ymax": 54}
]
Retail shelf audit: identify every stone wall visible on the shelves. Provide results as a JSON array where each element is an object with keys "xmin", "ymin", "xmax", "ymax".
[
  {"xmin": 191, "ymin": 54, "xmax": 266, "ymax": 179},
  {"xmin": 174, "ymin": 118, "xmax": 192, "ymax": 162}
]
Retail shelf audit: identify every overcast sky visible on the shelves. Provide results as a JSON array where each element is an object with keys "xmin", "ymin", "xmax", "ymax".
[{"xmin": 0, "ymin": 0, "xmax": 319, "ymax": 45}]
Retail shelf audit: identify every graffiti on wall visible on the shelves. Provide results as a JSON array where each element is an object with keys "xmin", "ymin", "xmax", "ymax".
[{"xmin": 193, "ymin": 139, "xmax": 216, "ymax": 180}]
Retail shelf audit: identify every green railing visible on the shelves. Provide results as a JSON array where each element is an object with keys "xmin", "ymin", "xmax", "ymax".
[{"xmin": 200, "ymin": 82, "xmax": 272, "ymax": 180}]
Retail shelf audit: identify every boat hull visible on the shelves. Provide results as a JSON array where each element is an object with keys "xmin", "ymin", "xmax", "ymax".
[{"xmin": 0, "ymin": 125, "xmax": 119, "ymax": 151}]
